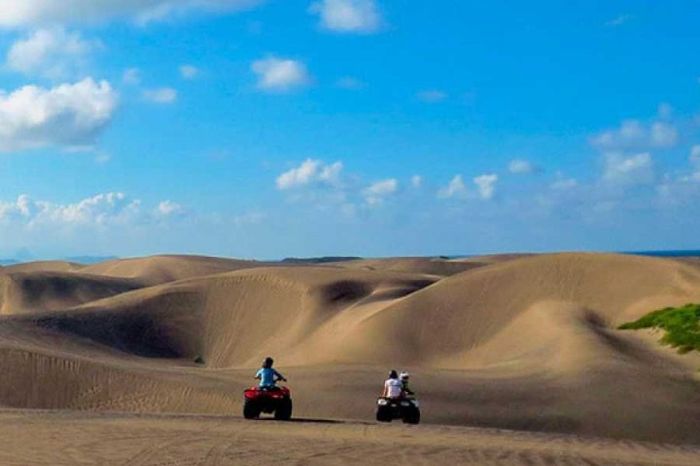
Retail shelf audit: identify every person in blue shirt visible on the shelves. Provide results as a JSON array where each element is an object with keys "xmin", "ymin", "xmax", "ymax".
[{"xmin": 255, "ymin": 356, "xmax": 286, "ymax": 389}]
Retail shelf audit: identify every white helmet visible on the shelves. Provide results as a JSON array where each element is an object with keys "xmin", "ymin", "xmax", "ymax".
[{"xmin": 399, "ymin": 371, "xmax": 410, "ymax": 381}]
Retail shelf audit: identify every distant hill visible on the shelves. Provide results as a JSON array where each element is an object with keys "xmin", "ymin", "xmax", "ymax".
[
  {"xmin": 281, "ymin": 256, "xmax": 362, "ymax": 264},
  {"xmin": 64, "ymin": 256, "xmax": 119, "ymax": 265}
]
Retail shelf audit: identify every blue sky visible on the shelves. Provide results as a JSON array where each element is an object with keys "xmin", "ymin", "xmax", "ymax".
[{"xmin": 0, "ymin": 0, "xmax": 699, "ymax": 259}]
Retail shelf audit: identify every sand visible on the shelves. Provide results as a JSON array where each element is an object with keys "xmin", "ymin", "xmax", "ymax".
[{"xmin": 0, "ymin": 252, "xmax": 699, "ymax": 464}]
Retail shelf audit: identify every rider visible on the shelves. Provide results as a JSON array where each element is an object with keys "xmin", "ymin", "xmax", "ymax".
[
  {"xmin": 399, "ymin": 371, "xmax": 414, "ymax": 396},
  {"xmin": 255, "ymin": 356, "xmax": 286, "ymax": 389},
  {"xmin": 382, "ymin": 370, "xmax": 403, "ymax": 399}
]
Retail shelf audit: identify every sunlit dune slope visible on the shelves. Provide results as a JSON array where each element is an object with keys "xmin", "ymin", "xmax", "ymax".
[
  {"xmin": 337, "ymin": 253, "xmax": 700, "ymax": 366},
  {"xmin": 0, "ymin": 260, "xmax": 83, "ymax": 274},
  {"xmin": 10, "ymin": 266, "xmax": 436, "ymax": 366},
  {"xmin": 81, "ymin": 254, "xmax": 270, "ymax": 285}
]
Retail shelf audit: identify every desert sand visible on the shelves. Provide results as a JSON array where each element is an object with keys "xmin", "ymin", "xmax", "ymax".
[{"xmin": 1, "ymin": 252, "xmax": 699, "ymax": 465}]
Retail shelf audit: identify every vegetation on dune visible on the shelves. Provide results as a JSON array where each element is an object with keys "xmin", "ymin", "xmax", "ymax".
[{"xmin": 619, "ymin": 303, "xmax": 700, "ymax": 354}]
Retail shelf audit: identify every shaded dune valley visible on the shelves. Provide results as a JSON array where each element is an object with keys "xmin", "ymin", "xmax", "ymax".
[{"xmin": 1, "ymin": 253, "xmax": 700, "ymax": 464}]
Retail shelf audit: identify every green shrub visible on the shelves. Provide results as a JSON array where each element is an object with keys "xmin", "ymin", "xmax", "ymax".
[{"xmin": 619, "ymin": 303, "xmax": 700, "ymax": 354}]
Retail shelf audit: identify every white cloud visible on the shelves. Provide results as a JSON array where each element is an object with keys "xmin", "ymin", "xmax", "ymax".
[
  {"xmin": 0, "ymin": 1, "xmax": 262, "ymax": 28},
  {"xmin": 0, "ymin": 192, "xmax": 141, "ymax": 226},
  {"xmin": 251, "ymin": 57, "xmax": 310, "ymax": 92},
  {"xmin": 508, "ymin": 159, "xmax": 536, "ymax": 174},
  {"xmin": 410, "ymin": 175, "xmax": 422, "ymax": 188},
  {"xmin": 591, "ymin": 119, "xmax": 678, "ymax": 150},
  {"xmin": 605, "ymin": 14, "xmax": 633, "ymax": 27},
  {"xmin": 474, "ymin": 174, "xmax": 498, "ymax": 200},
  {"xmin": 602, "ymin": 152, "xmax": 654, "ymax": 185},
  {"xmin": 276, "ymin": 159, "xmax": 343, "ymax": 190},
  {"xmin": 363, "ymin": 178, "xmax": 397, "ymax": 205},
  {"xmin": 122, "ymin": 67, "xmax": 141, "ymax": 85},
  {"xmin": 180, "ymin": 64, "xmax": 198, "ymax": 79},
  {"xmin": 417, "ymin": 90, "xmax": 447, "ymax": 103},
  {"xmin": 6, "ymin": 27, "xmax": 100, "ymax": 79},
  {"xmin": 0, "ymin": 78, "xmax": 117, "ymax": 152},
  {"xmin": 310, "ymin": 0, "xmax": 381, "ymax": 34},
  {"xmin": 438, "ymin": 175, "xmax": 467, "ymax": 199},
  {"xmin": 156, "ymin": 200, "xmax": 183, "ymax": 216},
  {"xmin": 650, "ymin": 122, "xmax": 678, "ymax": 147},
  {"xmin": 142, "ymin": 87, "xmax": 177, "ymax": 104}
]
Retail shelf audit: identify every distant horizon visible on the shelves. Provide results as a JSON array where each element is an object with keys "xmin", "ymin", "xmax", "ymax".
[{"xmin": 2, "ymin": 248, "xmax": 700, "ymax": 266}]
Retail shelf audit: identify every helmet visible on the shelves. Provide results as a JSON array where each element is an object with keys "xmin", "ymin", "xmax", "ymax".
[
  {"xmin": 389, "ymin": 370, "xmax": 398, "ymax": 379},
  {"xmin": 399, "ymin": 371, "xmax": 410, "ymax": 381},
  {"xmin": 263, "ymin": 357, "xmax": 274, "ymax": 368}
]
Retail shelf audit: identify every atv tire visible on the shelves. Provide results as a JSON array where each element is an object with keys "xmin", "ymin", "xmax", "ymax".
[
  {"xmin": 376, "ymin": 405, "xmax": 392, "ymax": 422},
  {"xmin": 243, "ymin": 400, "xmax": 260, "ymax": 419},
  {"xmin": 402, "ymin": 406, "xmax": 420, "ymax": 425},
  {"xmin": 274, "ymin": 398, "xmax": 293, "ymax": 421}
]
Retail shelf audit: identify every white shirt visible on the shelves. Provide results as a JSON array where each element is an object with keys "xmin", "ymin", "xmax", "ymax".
[{"xmin": 384, "ymin": 378, "xmax": 403, "ymax": 398}]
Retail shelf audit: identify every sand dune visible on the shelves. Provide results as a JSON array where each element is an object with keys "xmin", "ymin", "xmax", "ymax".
[
  {"xmin": 81, "ymin": 254, "xmax": 269, "ymax": 285},
  {"xmin": 0, "ymin": 252, "xmax": 699, "ymax": 451},
  {"xmin": 1, "ymin": 411, "xmax": 698, "ymax": 466},
  {"xmin": 330, "ymin": 256, "xmax": 486, "ymax": 276},
  {"xmin": 0, "ymin": 271, "xmax": 143, "ymax": 315},
  {"xmin": 0, "ymin": 260, "xmax": 83, "ymax": 274}
]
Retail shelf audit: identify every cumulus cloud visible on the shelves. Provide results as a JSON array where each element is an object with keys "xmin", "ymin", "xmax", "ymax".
[
  {"xmin": 0, "ymin": 78, "xmax": 118, "ymax": 152},
  {"xmin": 142, "ymin": 87, "xmax": 177, "ymax": 104},
  {"xmin": 0, "ymin": 0, "xmax": 262, "ymax": 28},
  {"xmin": 363, "ymin": 178, "xmax": 397, "ymax": 205},
  {"xmin": 251, "ymin": 57, "xmax": 310, "ymax": 92},
  {"xmin": 156, "ymin": 200, "xmax": 183, "ymax": 216},
  {"xmin": 602, "ymin": 152, "xmax": 654, "ymax": 185},
  {"xmin": 417, "ymin": 90, "xmax": 447, "ymax": 103},
  {"xmin": 410, "ymin": 175, "xmax": 422, "ymax": 188},
  {"xmin": 276, "ymin": 159, "xmax": 343, "ymax": 190},
  {"xmin": 474, "ymin": 174, "xmax": 498, "ymax": 200},
  {"xmin": 508, "ymin": 159, "xmax": 536, "ymax": 174},
  {"xmin": 0, "ymin": 192, "xmax": 141, "ymax": 226},
  {"xmin": 438, "ymin": 175, "xmax": 467, "ymax": 199},
  {"xmin": 310, "ymin": 0, "xmax": 382, "ymax": 34},
  {"xmin": 6, "ymin": 27, "xmax": 100, "ymax": 79},
  {"xmin": 591, "ymin": 119, "xmax": 678, "ymax": 150},
  {"xmin": 179, "ymin": 64, "xmax": 199, "ymax": 79}
]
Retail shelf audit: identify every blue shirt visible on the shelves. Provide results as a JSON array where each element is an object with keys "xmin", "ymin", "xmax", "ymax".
[{"xmin": 256, "ymin": 367, "xmax": 283, "ymax": 387}]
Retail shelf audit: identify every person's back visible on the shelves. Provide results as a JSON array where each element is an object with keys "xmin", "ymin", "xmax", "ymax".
[
  {"xmin": 255, "ymin": 356, "xmax": 286, "ymax": 388},
  {"xmin": 382, "ymin": 370, "xmax": 402, "ymax": 398}
]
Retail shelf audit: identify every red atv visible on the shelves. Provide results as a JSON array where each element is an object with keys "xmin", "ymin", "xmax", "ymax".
[{"xmin": 243, "ymin": 385, "xmax": 293, "ymax": 420}]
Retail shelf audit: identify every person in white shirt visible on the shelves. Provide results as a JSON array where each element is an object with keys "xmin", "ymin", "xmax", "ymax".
[{"xmin": 382, "ymin": 370, "xmax": 403, "ymax": 398}]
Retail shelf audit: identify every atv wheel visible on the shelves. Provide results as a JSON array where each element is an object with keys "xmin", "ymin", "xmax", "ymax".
[
  {"xmin": 402, "ymin": 407, "xmax": 420, "ymax": 425},
  {"xmin": 274, "ymin": 398, "xmax": 293, "ymax": 421},
  {"xmin": 376, "ymin": 405, "xmax": 392, "ymax": 422},
  {"xmin": 243, "ymin": 399, "xmax": 260, "ymax": 419}
]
